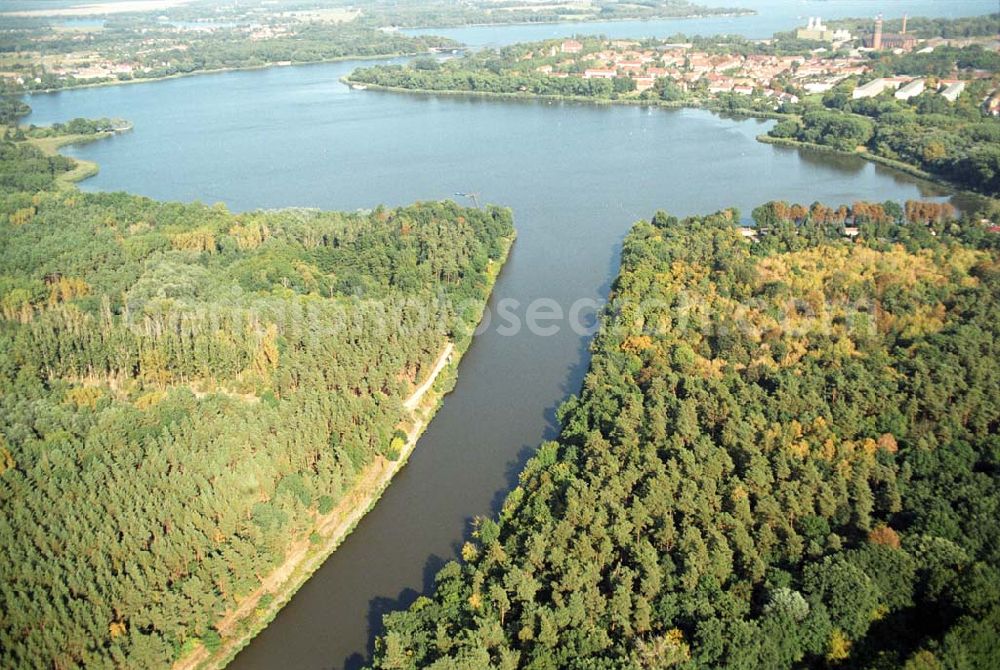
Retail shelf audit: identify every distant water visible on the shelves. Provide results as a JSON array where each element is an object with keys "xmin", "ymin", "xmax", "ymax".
[
  {"xmin": 160, "ymin": 19, "xmax": 240, "ymax": 29},
  {"xmin": 56, "ymin": 18, "xmax": 107, "ymax": 28},
  {"xmin": 22, "ymin": 3, "xmax": 987, "ymax": 668},
  {"xmin": 1, "ymin": 0, "xmax": 87, "ymax": 11},
  {"xmin": 404, "ymin": 0, "xmax": 998, "ymax": 47}
]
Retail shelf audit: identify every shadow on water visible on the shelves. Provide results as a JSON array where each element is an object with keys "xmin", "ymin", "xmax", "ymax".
[
  {"xmin": 346, "ymin": 437, "xmax": 539, "ymax": 670},
  {"xmin": 487, "ymin": 444, "xmax": 538, "ymax": 515},
  {"xmin": 770, "ymin": 141, "xmax": 966, "ymax": 204},
  {"xmin": 346, "ymin": 552, "xmax": 449, "ymax": 670},
  {"xmin": 769, "ymin": 142, "xmax": 867, "ymax": 175},
  {"xmin": 346, "ymin": 231, "xmax": 623, "ymax": 669},
  {"xmin": 347, "ymin": 434, "xmax": 538, "ymax": 669}
]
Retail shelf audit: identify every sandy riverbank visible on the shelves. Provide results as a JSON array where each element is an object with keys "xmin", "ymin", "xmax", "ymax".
[{"xmin": 173, "ymin": 232, "xmax": 515, "ymax": 670}]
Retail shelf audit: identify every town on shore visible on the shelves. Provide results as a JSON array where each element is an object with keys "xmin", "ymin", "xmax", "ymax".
[{"xmin": 527, "ymin": 15, "xmax": 998, "ymax": 112}]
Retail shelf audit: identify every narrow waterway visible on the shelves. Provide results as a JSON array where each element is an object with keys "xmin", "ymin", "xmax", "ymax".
[{"xmin": 23, "ymin": 11, "xmax": 979, "ymax": 665}]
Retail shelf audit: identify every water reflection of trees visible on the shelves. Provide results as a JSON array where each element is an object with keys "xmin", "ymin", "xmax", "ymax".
[
  {"xmin": 771, "ymin": 142, "xmax": 977, "ymax": 211},
  {"xmin": 772, "ymin": 142, "xmax": 867, "ymax": 175}
]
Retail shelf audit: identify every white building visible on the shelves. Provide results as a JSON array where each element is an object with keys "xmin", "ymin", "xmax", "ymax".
[
  {"xmin": 796, "ymin": 17, "xmax": 853, "ymax": 43},
  {"xmin": 853, "ymin": 78, "xmax": 890, "ymax": 99},
  {"xmin": 852, "ymin": 77, "xmax": 906, "ymax": 99},
  {"xmin": 940, "ymin": 81, "xmax": 966, "ymax": 102},
  {"xmin": 894, "ymin": 78, "xmax": 925, "ymax": 100},
  {"xmin": 804, "ymin": 81, "xmax": 835, "ymax": 94}
]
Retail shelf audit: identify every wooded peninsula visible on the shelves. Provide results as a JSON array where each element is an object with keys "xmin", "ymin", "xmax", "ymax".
[{"xmin": 0, "ymin": 112, "xmax": 514, "ymax": 668}]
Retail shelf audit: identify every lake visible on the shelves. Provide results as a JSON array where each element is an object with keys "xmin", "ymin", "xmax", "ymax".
[{"xmin": 22, "ymin": 4, "xmax": 987, "ymax": 668}]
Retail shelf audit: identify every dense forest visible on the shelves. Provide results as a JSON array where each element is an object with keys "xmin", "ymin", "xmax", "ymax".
[
  {"xmin": 0, "ymin": 128, "xmax": 514, "ymax": 667},
  {"xmin": 768, "ymin": 46, "xmax": 1000, "ymax": 197},
  {"xmin": 370, "ymin": 202, "xmax": 1000, "ymax": 668},
  {"xmin": 0, "ymin": 139, "xmax": 75, "ymax": 193},
  {"xmin": 0, "ymin": 98, "xmax": 31, "ymax": 125}
]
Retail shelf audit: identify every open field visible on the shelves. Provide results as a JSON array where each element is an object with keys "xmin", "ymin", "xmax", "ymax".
[{"xmin": 3, "ymin": 0, "xmax": 194, "ymax": 18}]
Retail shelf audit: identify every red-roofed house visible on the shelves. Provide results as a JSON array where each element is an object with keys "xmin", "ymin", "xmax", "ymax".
[
  {"xmin": 708, "ymin": 78, "xmax": 736, "ymax": 93},
  {"xmin": 561, "ymin": 39, "xmax": 583, "ymax": 54},
  {"xmin": 688, "ymin": 55, "xmax": 713, "ymax": 74},
  {"xmin": 713, "ymin": 56, "xmax": 743, "ymax": 72},
  {"xmin": 634, "ymin": 76, "xmax": 655, "ymax": 92}
]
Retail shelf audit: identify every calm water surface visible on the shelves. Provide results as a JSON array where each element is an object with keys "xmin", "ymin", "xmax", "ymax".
[{"xmin": 24, "ymin": 5, "xmax": 980, "ymax": 667}]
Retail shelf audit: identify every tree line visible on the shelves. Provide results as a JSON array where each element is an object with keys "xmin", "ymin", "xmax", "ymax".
[{"xmin": 770, "ymin": 45, "xmax": 1000, "ymax": 196}]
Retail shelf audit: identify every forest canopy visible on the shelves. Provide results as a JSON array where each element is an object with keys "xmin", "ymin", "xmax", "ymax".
[
  {"xmin": 0, "ymin": 128, "xmax": 513, "ymax": 667},
  {"xmin": 370, "ymin": 202, "xmax": 1000, "ymax": 669}
]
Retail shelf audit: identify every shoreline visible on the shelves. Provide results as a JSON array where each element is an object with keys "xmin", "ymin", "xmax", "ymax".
[
  {"xmin": 22, "ymin": 52, "xmax": 421, "ymax": 96},
  {"xmin": 396, "ymin": 9, "xmax": 756, "ymax": 32},
  {"xmin": 342, "ymin": 77, "xmax": 997, "ymax": 206},
  {"xmin": 172, "ymin": 229, "xmax": 516, "ymax": 670},
  {"xmin": 15, "ymin": 10, "xmax": 757, "ymax": 96},
  {"xmin": 15, "ymin": 8, "xmax": 760, "ymax": 96},
  {"xmin": 24, "ymin": 127, "xmax": 132, "ymax": 187},
  {"xmin": 341, "ymin": 75, "xmax": 791, "ymax": 121},
  {"xmin": 758, "ymin": 134, "xmax": 999, "ymax": 208}
]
